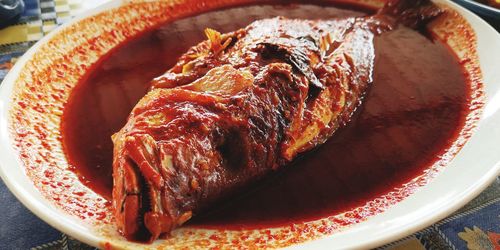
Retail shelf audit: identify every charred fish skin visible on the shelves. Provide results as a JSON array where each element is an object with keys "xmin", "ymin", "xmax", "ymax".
[{"xmin": 111, "ymin": 0, "xmax": 443, "ymax": 242}]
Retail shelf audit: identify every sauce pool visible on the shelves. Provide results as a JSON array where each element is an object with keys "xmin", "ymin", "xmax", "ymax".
[{"xmin": 61, "ymin": 4, "xmax": 468, "ymax": 229}]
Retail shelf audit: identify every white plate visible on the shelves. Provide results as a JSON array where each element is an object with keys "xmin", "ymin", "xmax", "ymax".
[{"xmin": 0, "ymin": 0, "xmax": 499, "ymax": 249}]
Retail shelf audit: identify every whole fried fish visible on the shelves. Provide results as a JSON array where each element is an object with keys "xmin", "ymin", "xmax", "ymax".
[{"xmin": 112, "ymin": 0, "xmax": 442, "ymax": 242}]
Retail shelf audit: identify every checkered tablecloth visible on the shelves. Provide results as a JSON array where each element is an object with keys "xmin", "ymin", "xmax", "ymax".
[{"xmin": 0, "ymin": 1, "xmax": 499, "ymax": 249}]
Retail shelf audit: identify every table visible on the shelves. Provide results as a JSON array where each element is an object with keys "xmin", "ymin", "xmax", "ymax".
[{"xmin": 0, "ymin": 1, "xmax": 499, "ymax": 249}]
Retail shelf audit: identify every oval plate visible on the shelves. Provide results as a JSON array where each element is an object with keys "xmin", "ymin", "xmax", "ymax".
[{"xmin": 0, "ymin": 0, "xmax": 499, "ymax": 249}]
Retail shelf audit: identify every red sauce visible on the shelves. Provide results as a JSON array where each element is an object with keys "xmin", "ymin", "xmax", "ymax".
[{"xmin": 61, "ymin": 4, "xmax": 468, "ymax": 229}]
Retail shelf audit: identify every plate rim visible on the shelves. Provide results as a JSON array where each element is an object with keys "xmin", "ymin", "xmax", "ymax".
[
  {"xmin": 0, "ymin": 0, "xmax": 499, "ymax": 249},
  {"xmin": 453, "ymin": 0, "xmax": 500, "ymax": 18}
]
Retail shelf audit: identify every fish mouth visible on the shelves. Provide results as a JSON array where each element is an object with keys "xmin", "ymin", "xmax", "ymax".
[
  {"xmin": 114, "ymin": 157, "xmax": 151, "ymax": 242},
  {"xmin": 113, "ymin": 134, "xmax": 174, "ymax": 242}
]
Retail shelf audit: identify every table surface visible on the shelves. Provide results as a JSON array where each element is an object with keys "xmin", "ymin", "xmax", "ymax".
[{"xmin": 0, "ymin": 1, "xmax": 499, "ymax": 249}]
